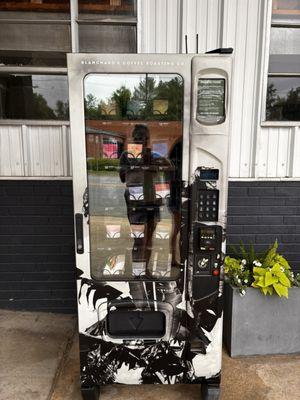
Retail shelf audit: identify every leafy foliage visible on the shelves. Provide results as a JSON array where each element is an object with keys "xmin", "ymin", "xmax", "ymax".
[
  {"xmin": 84, "ymin": 76, "xmax": 183, "ymax": 121},
  {"xmin": 87, "ymin": 158, "xmax": 119, "ymax": 171},
  {"xmin": 225, "ymin": 240, "xmax": 296, "ymax": 298}
]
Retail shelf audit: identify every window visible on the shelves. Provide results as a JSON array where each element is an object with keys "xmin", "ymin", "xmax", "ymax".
[
  {"xmin": 0, "ymin": 74, "xmax": 69, "ymax": 120},
  {"xmin": 0, "ymin": 0, "xmax": 71, "ymax": 67},
  {"xmin": 77, "ymin": 0, "xmax": 137, "ymax": 53},
  {"xmin": 266, "ymin": 1, "xmax": 300, "ymax": 121}
]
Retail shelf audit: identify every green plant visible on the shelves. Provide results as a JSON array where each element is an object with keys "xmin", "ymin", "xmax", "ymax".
[
  {"xmin": 252, "ymin": 241, "xmax": 292, "ymax": 298},
  {"xmin": 224, "ymin": 240, "xmax": 295, "ymax": 298},
  {"xmin": 224, "ymin": 256, "xmax": 251, "ymax": 296},
  {"xmin": 87, "ymin": 158, "xmax": 120, "ymax": 171}
]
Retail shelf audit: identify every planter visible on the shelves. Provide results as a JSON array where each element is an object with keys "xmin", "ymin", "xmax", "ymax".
[{"xmin": 223, "ymin": 283, "xmax": 300, "ymax": 357}]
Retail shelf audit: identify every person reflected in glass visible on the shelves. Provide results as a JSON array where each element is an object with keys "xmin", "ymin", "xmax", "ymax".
[{"xmin": 119, "ymin": 124, "xmax": 164, "ymax": 277}]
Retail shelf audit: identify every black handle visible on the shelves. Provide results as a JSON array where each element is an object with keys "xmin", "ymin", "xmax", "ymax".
[
  {"xmin": 75, "ymin": 213, "xmax": 84, "ymax": 254},
  {"xmin": 206, "ymin": 47, "xmax": 233, "ymax": 54}
]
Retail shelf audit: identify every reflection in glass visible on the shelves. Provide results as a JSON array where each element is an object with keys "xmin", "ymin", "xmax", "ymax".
[
  {"xmin": 0, "ymin": 51, "xmax": 67, "ymax": 67},
  {"xmin": 0, "ymin": 74, "xmax": 69, "ymax": 120},
  {"xmin": 270, "ymin": 28, "xmax": 300, "ymax": 55},
  {"xmin": 266, "ymin": 77, "xmax": 300, "ymax": 121},
  {"xmin": 85, "ymin": 73, "xmax": 183, "ymax": 280},
  {"xmin": 272, "ymin": 0, "xmax": 300, "ymax": 13},
  {"xmin": 79, "ymin": 24, "xmax": 136, "ymax": 53},
  {"xmin": 79, "ymin": 0, "xmax": 136, "ymax": 17},
  {"xmin": 0, "ymin": 0, "xmax": 70, "ymax": 13}
]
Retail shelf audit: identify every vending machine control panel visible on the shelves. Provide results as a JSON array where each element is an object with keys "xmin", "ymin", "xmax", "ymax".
[{"xmin": 193, "ymin": 224, "xmax": 222, "ymax": 276}]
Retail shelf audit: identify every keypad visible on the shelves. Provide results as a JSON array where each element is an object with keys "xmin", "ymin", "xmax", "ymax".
[{"xmin": 198, "ymin": 189, "xmax": 219, "ymax": 221}]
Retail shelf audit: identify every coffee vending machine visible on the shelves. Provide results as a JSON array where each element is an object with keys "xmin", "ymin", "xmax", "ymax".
[{"xmin": 68, "ymin": 52, "xmax": 232, "ymax": 400}]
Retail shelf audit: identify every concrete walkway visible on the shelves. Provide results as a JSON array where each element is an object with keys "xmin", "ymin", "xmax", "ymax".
[{"xmin": 1, "ymin": 310, "xmax": 300, "ymax": 400}]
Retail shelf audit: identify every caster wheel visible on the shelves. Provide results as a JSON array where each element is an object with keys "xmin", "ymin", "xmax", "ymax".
[
  {"xmin": 201, "ymin": 383, "xmax": 220, "ymax": 400},
  {"xmin": 81, "ymin": 385, "xmax": 100, "ymax": 400}
]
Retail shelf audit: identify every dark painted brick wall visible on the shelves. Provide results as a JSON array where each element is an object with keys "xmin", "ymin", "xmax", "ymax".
[
  {"xmin": 227, "ymin": 181, "xmax": 300, "ymax": 272},
  {"xmin": 0, "ymin": 180, "xmax": 77, "ymax": 313},
  {"xmin": 1, "ymin": 179, "xmax": 299, "ymax": 314}
]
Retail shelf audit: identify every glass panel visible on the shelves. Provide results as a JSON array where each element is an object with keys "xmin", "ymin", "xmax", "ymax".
[
  {"xmin": 0, "ymin": 50, "xmax": 67, "ymax": 67},
  {"xmin": 197, "ymin": 79, "xmax": 225, "ymax": 125},
  {"xmin": 0, "ymin": 23, "xmax": 71, "ymax": 52},
  {"xmin": 270, "ymin": 27, "xmax": 300, "ymax": 55},
  {"xmin": 78, "ymin": 0, "xmax": 136, "ymax": 18},
  {"xmin": 266, "ymin": 77, "xmax": 300, "ymax": 121},
  {"xmin": 79, "ymin": 24, "xmax": 136, "ymax": 53},
  {"xmin": 84, "ymin": 73, "xmax": 184, "ymax": 280},
  {"xmin": 0, "ymin": 74, "xmax": 69, "ymax": 120},
  {"xmin": 0, "ymin": 1, "xmax": 70, "ymax": 13},
  {"xmin": 273, "ymin": 0, "xmax": 300, "ymax": 13}
]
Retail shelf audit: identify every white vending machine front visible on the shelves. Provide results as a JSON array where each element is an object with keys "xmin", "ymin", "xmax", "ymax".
[{"xmin": 67, "ymin": 53, "xmax": 232, "ymax": 400}]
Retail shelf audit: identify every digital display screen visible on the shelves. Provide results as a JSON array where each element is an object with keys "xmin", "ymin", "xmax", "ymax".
[
  {"xmin": 200, "ymin": 227, "xmax": 215, "ymax": 240},
  {"xmin": 200, "ymin": 169, "xmax": 219, "ymax": 181},
  {"xmin": 197, "ymin": 79, "xmax": 225, "ymax": 124}
]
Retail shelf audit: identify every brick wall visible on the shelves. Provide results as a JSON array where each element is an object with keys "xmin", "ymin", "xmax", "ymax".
[
  {"xmin": 0, "ymin": 180, "xmax": 76, "ymax": 313},
  {"xmin": 227, "ymin": 181, "xmax": 300, "ymax": 272}
]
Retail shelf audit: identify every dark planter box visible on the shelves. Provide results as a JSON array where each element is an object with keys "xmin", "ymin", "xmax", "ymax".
[{"xmin": 223, "ymin": 283, "xmax": 300, "ymax": 357}]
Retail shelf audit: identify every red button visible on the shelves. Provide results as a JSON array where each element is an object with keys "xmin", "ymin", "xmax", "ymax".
[{"xmin": 212, "ymin": 269, "xmax": 220, "ymax": 276}]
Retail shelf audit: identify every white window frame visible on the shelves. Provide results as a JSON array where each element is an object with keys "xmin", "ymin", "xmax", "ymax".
[{"xmin": 260, "ymin": 0, "xmax": 300, "ymax": 127}]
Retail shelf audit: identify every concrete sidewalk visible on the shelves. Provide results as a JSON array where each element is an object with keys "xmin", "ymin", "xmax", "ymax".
[{"xmin": 1, "ymin": 310, "xmax": 300, "ymax": 400}]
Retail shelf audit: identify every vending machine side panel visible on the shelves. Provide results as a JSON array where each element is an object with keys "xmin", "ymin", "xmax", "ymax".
[{"xmin": 187, "ymin": 55, "xmax": 232, "ymax": 381}]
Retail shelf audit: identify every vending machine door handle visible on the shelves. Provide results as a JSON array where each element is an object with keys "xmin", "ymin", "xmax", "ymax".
[{"xmin": 75, "ymin": 213, "xmax": 84, "ymax": 254}]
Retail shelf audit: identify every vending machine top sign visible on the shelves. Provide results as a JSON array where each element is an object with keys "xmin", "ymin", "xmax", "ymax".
[{"xmin": 67, "ymin": 53, "xmax": 232, "ymax": 400}]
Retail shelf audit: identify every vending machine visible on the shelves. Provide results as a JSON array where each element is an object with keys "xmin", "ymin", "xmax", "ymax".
[{"xmin": 68, "ymin": 52, "xmax": 232, "ymax": 400}]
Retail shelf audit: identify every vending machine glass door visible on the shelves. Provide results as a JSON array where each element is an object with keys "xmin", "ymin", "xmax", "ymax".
[{"xmin": 84, "ymin": 73, "xmax": 184, "ymax": 280}]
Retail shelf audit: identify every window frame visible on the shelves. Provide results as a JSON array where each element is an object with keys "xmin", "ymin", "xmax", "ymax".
[{"xmin": 261, "ymin": 0, "xmax": 300, "ymax": 126}]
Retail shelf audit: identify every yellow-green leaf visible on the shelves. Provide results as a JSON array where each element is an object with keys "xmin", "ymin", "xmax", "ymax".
[
  {"xmin": 271, "ymin": 263, "xmax": 282, "ymax": 275},
  {"xmin": 273, "ymin": 283, "xmax": 289, "ymax": 298},
  {"xmin": 261, "ymin": 287, "xmax": 268, "ymax": 296},
  {"xmin": 267, "ymin": 286, "xmax": 274, "ymax": 295},
  {"xmin": 253, "ymin": 267, "xmax": 267, "ymax": 276},
  {"xmin": 256, "ymin": 276, "xmax": 266, "ymax": 287},
  {"xmin": 265, "ymin": 271, "xmax": 278, "ymax": 286},
  {"xmin": 279, "ymin": 273, "xmax": 291, "ymax": 287}
]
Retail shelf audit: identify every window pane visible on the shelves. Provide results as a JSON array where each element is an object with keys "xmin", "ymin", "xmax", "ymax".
[
  {"xmin": 78, "ymin": 0, "xmax": 136, "ymax": 17},
  {"xmin": 0, "ymin": 23, "xmax": 71, "ymax": 52},
  {"xmin": 84, "ymin": 73, "xmax": 184, "ymax": 280},
  {"xmin": 273, "ymin": 0, "xmax": 300, "ymax": 12},
  {"xmin": 266, "ymin": 77, "xmax": 300, "ymax": 121},
  {"xmin": 0, "ymin": 50, "xmax": 67, "ymax": 67},
  {"xmin": 0, "ymin": 74, "xmax": 69, "ymax": 120},
  {"xmin": 272, "ymin": 0, "xmax": 300, "ymax": 22},
  {"xmin": 0, "ymin": 1, "xmax": 70, "ymax": 13},
  {"xmin": 79, "ymin": 24, "xmax": 136, "ymax": 53},
  {"xmin": 270, "ymin": 27, "xmax": 300, "ymax": 55},
  {"xmin": 269, "ymin": 54, "xmax": 300, "ymax": 74}
]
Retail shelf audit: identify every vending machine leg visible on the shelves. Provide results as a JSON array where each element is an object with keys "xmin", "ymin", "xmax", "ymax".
[
  {"xmin": 81, "ymin": 385, "xmax": 100, "ymax": 400},
  {"xmin": 201, "ymin": 381, "xmax": 221, "ymax": 400}
]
